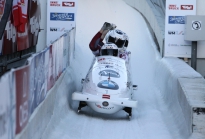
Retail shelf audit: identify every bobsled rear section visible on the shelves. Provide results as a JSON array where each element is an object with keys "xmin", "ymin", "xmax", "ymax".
[{"xmin": 72, "ymin": 56, "xmax": 138, "ymax": 117}]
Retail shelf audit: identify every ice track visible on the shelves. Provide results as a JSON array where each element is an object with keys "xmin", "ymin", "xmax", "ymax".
[{"xmin": 42, "ymin": 0, "xmax": 187, "ymax": 139}]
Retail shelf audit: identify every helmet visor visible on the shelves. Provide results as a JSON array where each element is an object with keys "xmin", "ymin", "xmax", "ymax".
[
  {"xmin": 107, "ymin": 36, "xmax": 125, "ymax": 48},
  {"xmin": 101, "ymin": 49, "xmax": 118, "ymax": 56}
]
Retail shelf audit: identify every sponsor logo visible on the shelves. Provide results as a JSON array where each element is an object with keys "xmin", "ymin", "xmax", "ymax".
[
  {"xmin": 97, "ymin": 80, "xmax": 119, "ymax": 90},
  {"xmin": 180, "ymin": 44, "xmax": 191, "ymax": 46},
  {"xmin": 99, "ymin": 70, "xmax": 120, "ymax": 78},
  {"xmin": 100, "ymin": 62, "xmax": 113, "ymax": 65},
  {"xmin": 168, "ymin": 16, "xmax": 185, "ymax": 24},
  {"xmin": 102, "ymin": 101, "xmax": 109, "ymax": 106},
  {"xmin": 102, "ymin": 94, "xmax": 110, "ymax": 99},
  {"xmin": 95, "ymin": 103, "xmax": 114, "ymax": 109},
  {"xmin": 50, "ymin": 27, "xmax": 66, "ymax": 32},
  {"xmin": 98, "ymin": 58, "xmax": 105, "ymax": 61},
  {"xmin": 105, "ymin": 65, "xmax": 113, "ymax": 68},
  {"xmin": 168, "ymin": 44, "xmax": 179, "ymax": 47},
  {"xmin": 169, "ymin": 5, "xmax": 179, "ymax": 10},
  {"xmin": 50, "ymin": 13, "xmax": 74, "ymax": 21},
  {"xmin": 181, "ymin": 5, "xmax": 193, "ymax": 10},
  {"xmin": 62, "ymin": 2, "xmax": 75, "ymax": 7},
  {"xmin": 168, "ymin": 31, "xmax": 184, "ymax": 35},
  {"xmin": 50, "ymin": 1, "xmax": 60, "ymax": 6},
  {"xmin": 0, "ymin": 0, "xmax": 6, "ymax": 21}
]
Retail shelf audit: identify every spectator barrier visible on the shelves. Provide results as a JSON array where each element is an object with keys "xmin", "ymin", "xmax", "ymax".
[{"xmin": 0, "ymin": 28, "xmax": 76, "ymax": 139}]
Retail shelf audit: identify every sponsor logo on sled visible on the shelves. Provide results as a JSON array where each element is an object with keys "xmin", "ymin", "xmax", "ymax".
[
  {"xmin": 95, "ymin": 103, "xmax": 114, "ymax": 109},
  {"xmin": 99, "ymin": 70, "xmax": 120, "ymax": 78},
  {"xmin": 105, "ymin": 65, "xmax": 113, "ymax": 68},
  {"xmin": 168, "ymin": 16, "xmax": 185, "ymax": 24},
  {"xmin": 50, "ymin": 13, "xmax": 74, "ymax": 21},
  {"xmin": 62, "ymin": 2, "xmax": 75, "ymax": 7},
  {"xmin": 97, "ymin": 80, "xmax": 119, "ymax": 90},
  {"xmin": 181, "ymin": 5, "xmax": 193, "ymax": 10}
]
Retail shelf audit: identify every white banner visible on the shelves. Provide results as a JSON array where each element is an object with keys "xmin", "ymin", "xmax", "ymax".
[
  {"xmin": 46, "ymin": 0, "xmax": 78, "ymax": 45},
  {"xmin": 0, "ymin": 73, "xmax": 12, "ymax": 139},
  {"xmin": 164, "ymin": 0, "xmax": 196, "ymax": 57}
]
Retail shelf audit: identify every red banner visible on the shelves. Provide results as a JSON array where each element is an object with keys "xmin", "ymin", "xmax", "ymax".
[{"xmin": 15, "ymin": 65, "xmax": 30, "ymax": 134}]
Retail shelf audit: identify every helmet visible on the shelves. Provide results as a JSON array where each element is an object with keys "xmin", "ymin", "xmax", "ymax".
[
  {"xmin": 105, "ymin": 29, "xmax": 129, "ymax": 49},
  {"xmin": 100, "ymin": 43, "xmax": 119, "ymax": 57}
]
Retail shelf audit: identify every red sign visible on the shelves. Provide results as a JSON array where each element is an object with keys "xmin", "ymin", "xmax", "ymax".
[
  {"xmin": 15, "ymin": 66, "xmax": 30, "ymax": 134},
  {"xmin": 181, "ymin": 5, "xmax": 193, "ymax": 10},
  {"xmin": 62, "ymin": 2, "xmax": 75, "ymax": 7},
  {"xmin": 0, "ymin": 0, "xmax": 6, "ymax": 21},
  {"xmin": 169, "ymin": 5, "xmax": 179, "ymax": 10},
  {"xmin": 50, "ymin": 1, "xmax": 60, "ymax": 6}
]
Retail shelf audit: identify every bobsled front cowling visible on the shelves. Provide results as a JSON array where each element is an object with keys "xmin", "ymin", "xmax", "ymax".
[
  {"xmin": 83, "ymin": 56, "xmax": 129, "ymax": 96},
  {"xmin": 72, "ymin": 56, "xmax": 138, "ymax": 115}
]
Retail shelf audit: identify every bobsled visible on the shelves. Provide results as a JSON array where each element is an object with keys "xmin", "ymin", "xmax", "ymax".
[{"xmin": 72, "ymin": 51, "xmax": 137, "ymax": 118}]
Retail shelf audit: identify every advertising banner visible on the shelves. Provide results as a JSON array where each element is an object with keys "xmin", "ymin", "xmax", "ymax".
[
  {"xmin": 28, "ymin": 52, "xmax": 46, "ymax": 115},
  {"xmin": 63, "ymin": 33, "xmax": 69, "ymax": 68},
  {"xmin": 47, "ymin": 45, "xmax": 56, "ymax": 91},
  {"xmin": 164, "ymin": 0, "xmax": 196, "ymax": 57},
  {"xmin": 46, "ymin": 0, "xmax": 78, "ymax": 45},
  {"xmin": 15, "ymin": 65, "xmax": 30, "ymax": 134},
  {"xmin": 54, "ymin": 36, "xmax": 64, "ymax": 79}
]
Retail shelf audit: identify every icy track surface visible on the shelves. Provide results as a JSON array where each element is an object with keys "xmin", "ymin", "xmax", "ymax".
[{"xmin": 42, "ymin": 0, "xmax": 186, "ymax": 139}]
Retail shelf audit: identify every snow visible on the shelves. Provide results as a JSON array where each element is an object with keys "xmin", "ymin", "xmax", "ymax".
[{"xmin": 41, "ymin": 0, "xmax": 204, "ymax": 139}]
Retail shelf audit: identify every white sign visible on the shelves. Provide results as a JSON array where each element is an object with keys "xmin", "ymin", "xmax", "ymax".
[
  {"xmin": 164, "ymin": 0, "xmax": 196, "ymax": 57},
  {"xmin": 46, "ymin": 0, "xmax": 78, "ymax": 46}
]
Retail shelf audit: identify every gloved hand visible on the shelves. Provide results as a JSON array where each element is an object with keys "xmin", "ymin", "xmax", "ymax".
[
  {"xmin": 101, "ymin": 22, "xmax": 116, "ymax": 31},
  {"xmin": 100, "ymin": 22, "xmax": 116, "ymax": 39}
]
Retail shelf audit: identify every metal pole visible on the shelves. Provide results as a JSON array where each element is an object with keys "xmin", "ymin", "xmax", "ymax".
[{"xmin": 191, "ymin": 41, "xmax": 197, "ymax": 70}]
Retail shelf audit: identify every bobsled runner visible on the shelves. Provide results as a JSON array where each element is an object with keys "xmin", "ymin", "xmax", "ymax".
[{"xmin": 72, "ymin": 52, "xmax": 138, "ymax": 118}]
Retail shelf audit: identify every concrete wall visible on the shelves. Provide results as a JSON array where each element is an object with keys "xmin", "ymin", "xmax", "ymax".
[{"xmin": 154, "ymin": 57, "xmax": 205, "ymax": 138}]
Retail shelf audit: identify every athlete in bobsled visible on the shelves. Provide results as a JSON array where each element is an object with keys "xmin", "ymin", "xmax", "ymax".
[
  {"xmin": 72, "ymin": 22, "xmax": 137, "ymax": 118},
  {"xmin": 89, "ymin": 22, "xmax": 130, "ymax": 61}
]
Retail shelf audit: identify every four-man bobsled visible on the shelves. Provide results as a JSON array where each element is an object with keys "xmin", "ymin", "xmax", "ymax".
[{"xmin": 72, "ymin": 52, "xmax": 138, "ymax": 118}]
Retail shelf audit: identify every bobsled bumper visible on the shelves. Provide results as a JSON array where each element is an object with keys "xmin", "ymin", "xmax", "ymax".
[{"xmin": 72, "ymin": 92, "xmax": 138, "ymax": 108}]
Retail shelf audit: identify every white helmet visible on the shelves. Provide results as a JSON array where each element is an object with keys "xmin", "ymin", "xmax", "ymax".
[
  {"xmin": 100, "ymin": 43, "xmax": 119, "ymax": 57},
  {"xmin": 105, "ymin": 29, "xmax": 129, "ymax": 49}
]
